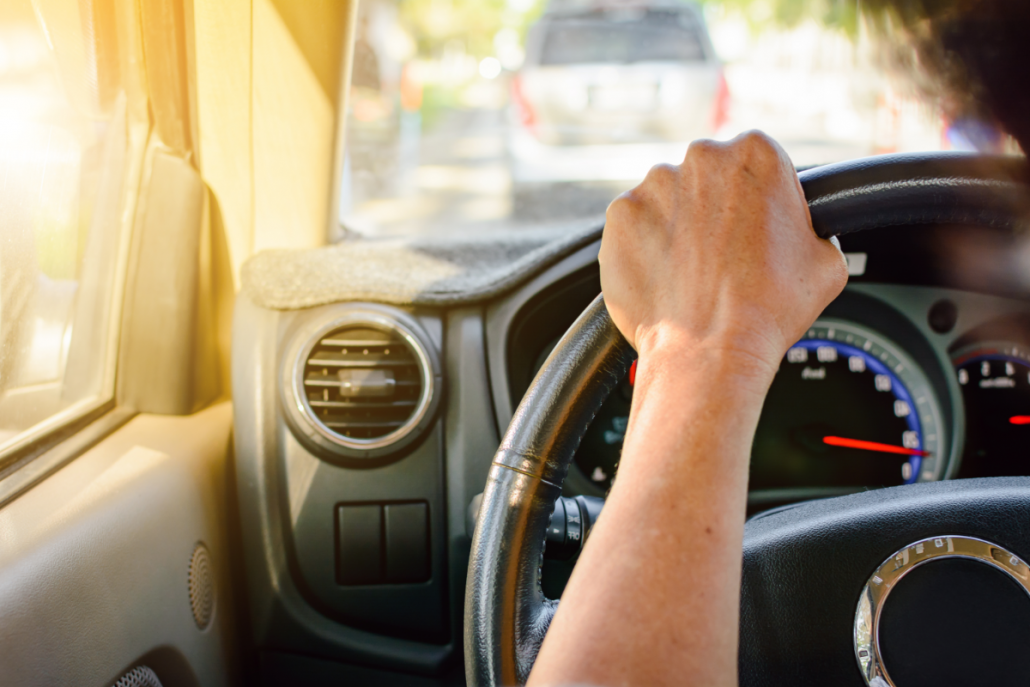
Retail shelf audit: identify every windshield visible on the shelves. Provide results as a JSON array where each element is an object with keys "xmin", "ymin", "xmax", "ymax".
[
  {"xmin": 339, "ymin": 0, "xmax": 1017, "ymax": 239},
  {"xmin": 538, "ymin": 10, "xmax": 707, "ymax": 65}
]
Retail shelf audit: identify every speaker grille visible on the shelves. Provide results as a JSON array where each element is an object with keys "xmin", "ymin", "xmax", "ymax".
[
  {"xmin": 188, "ymin": 543, "xmax": 214, "ymax": 629},
  {"xmin": 114, "ymin": 666, "xmax": 163, "ymax": 687}
]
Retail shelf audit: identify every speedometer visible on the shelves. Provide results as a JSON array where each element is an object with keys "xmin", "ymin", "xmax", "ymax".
[
  {"xmin": 570, "ymin": 319, "xmax": 948, "ymax": 495},
  {"xmin": 750, "ymin": 320, "xmax": 946, "ymax": 490}
]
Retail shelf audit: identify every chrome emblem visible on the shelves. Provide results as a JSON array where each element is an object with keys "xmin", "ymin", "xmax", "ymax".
[{"xmin": 855, "ymin": 535, "xmax": 1030, "ymax": 686}]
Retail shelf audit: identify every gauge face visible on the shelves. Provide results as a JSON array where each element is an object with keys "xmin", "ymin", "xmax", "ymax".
[
  {"xmin": 751, "ymin": 321, "xmax": 945, "ymax": 490},
  {"xmin": 953, "ymin": 343, "xmax": 1030, "ymax": 478},
  {"xmin": 571, "ymin": 320, "xmax": 946, "ymax": 494},
  {"xmin": 571, "ymin": 370, "xmax": 633, "ymax": 491}
]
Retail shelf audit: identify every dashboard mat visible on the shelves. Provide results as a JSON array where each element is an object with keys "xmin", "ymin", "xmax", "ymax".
[{"xmin": 241, "ymin": 222, "xmax": 603, "ymax": 309}]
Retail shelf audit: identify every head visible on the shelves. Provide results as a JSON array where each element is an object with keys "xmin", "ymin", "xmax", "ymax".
[{"xmin": 864, "ymin": 0, "xmax": 1030, "ymax": 153}]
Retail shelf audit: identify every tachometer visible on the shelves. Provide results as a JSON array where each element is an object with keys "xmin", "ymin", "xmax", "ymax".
[
  {"xmin": 751, "ymin": 320, "xmax": 946, "ymax": 491},
  {"xmin": 953, "ymin": 342, "xmax": 1030, "ymax": 478}
]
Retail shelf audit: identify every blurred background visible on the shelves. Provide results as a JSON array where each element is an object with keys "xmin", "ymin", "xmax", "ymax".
[
  {"xmin": 337, "ymin": 0, "xmax": 1018, "ymax": 239},
  {"xmin": 0, "ymin": 0, "xmax": 121, "ymax": 443}
]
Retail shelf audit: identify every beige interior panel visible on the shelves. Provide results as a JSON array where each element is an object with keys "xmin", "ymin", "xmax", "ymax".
[
  {"xmin": 140, "ymin": 0, "xmax": 195, "ymax": 157},
  {"xmin": 192, "ymin": 0, "xmax": 254, "ymax": 286},
  {"xmin": 267, "ymin": 0, "xmax": 349, "ymax": 104},
  {"xmin": 252, "ymin": 0, "xmax": 335, "ymax": 255},
  {"xmin": 190, "ymin": 0, "xmax": 351, "ymax": 284},
  {"xmin": 119, "ymin": 150, "xmax": 221, "ymax": 414},
  {"xmin": 0, "ymin": 403, "xmax": 236, "ymax": 686}
]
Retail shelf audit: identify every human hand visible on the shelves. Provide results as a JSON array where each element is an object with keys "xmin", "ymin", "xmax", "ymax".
[{"xmin": 599, "ymin": 131, "xmax": 848, "ymax": 384}]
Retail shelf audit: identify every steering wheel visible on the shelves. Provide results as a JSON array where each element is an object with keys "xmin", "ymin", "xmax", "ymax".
[{"xmin": 465, "ymin": 152, "xmax": 1030, "ymax": 686}]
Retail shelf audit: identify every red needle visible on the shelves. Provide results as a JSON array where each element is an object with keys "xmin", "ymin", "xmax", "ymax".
[
  {"xmin": 1011, "ymin": 416, "xmax": 1030, "ymax": 425},
  {"xmin": 823, "ymin": 435, "xmax": 930, "ymax": 457}
]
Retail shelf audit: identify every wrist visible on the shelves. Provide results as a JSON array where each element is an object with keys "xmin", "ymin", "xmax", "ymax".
[
  {"xmin": 634, "ymin": 327, "xmax": 781, "ymax": 398},
  {"xmin": 617, "ymin": 331, "xmax": 774, "ymax": 482}
]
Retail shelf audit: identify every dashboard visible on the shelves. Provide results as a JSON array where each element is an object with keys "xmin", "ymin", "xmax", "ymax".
[
  {"xmin": 232, "ymin": 210, "xmax": 1030, "ymax": 681},
  {"xmin": 495, "ymin": 223, "xmax": 1030, "ymax": 514}
]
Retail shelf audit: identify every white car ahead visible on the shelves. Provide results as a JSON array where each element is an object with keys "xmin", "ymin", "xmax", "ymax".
[{"xmin": 508, "ymin": 1, "xmax": 728, "ymax": 212}]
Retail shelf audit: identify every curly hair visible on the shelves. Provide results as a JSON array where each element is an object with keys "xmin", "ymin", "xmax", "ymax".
[{"xmin": 863, "ymin": 0, "xmax": 1030, "ymax": 152}]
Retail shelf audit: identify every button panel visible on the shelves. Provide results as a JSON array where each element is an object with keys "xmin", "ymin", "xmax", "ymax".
[
  {"xmin": 336, "ymin": 501, "xmax": 430, "ymax": 585},
  {"xmin": 385, "ymin": 503, "xmax": 430, "ymax": 583},
  {"xmin": 336, "ymin": 504, "xmax": 383, "ymax": 585}
]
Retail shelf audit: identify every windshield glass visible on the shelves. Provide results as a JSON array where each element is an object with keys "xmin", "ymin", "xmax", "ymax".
[
  {"xmin": 540, "ymin": 10, "xmax": 707, "ymax": 64},
  {"xmin": 339, "ymin": 0, "xmax": 1017, "ymax": 239}
]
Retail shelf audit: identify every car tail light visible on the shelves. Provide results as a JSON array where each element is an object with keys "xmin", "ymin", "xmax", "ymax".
[
  {"xmin": 511, "ymin": 74, "xmax": 537, "ymax": 133},
  {"xmin": 711, "ymin": 68, "xmax": 731, "ymax": 132}
]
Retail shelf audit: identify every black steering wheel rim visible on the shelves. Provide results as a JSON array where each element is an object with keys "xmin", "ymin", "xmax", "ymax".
[{"xmin": 464, "ymin": 152, "xmax": 1030, "ymax": 687}]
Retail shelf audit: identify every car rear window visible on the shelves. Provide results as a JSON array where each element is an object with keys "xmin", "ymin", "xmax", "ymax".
[{"xmin": 540, "ymin": 11, "xmax": 706, "ymax": 65}]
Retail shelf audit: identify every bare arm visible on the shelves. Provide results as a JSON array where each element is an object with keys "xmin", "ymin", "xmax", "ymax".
[{"xmin": 527, "ymin": 132, "xmax": 847, "ymax": 687}]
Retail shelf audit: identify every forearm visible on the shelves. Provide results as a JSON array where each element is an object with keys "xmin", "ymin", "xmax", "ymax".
[
  {"xmin": 528, "ymin": 132, "xmax": 845, "ymax": 686},
  {"xmin": 528, "ymin": 343, "xmax": 774, "ymax": 687}
]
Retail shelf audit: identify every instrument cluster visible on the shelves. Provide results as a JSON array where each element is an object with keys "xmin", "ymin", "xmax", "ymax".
[{"xmin": 546, "ymin": 288, "xmax": 1030, "ymax": 508}]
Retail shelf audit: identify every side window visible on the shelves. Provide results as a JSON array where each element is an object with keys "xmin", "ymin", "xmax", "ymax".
[{"xmin": 0, "ymin": 1, "xmax": 130, "ymax": 453}]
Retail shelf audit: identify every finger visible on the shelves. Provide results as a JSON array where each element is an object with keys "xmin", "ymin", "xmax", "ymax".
[{"xmin": 828, "ymin": 234, "xmax": 849, "ymax": 272}]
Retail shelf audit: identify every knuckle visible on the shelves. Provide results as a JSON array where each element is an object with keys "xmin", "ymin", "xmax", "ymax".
[
  {"xmin": 737, "ymin": 130, "xmax": 779, "ymax": 161},
  {"xmin": 686, "ymin": 137, "xmax": 720, "ymax": 160},
  {"xmin": 835, "ymin": 251, "xmax": 850, "ymax": 283},
  {"xmin": 605, "ymin": 192, "xmax": 637, "ymax": 224},
  {"xmin": 644, "ymin": 162, "xmax": 678, "ymax": 186},
  {"xmin": 823, "ymin": 243, "xmax": 850, "ymax": 289}
]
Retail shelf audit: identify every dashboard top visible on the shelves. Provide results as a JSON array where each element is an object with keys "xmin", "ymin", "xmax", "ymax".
[{"xmin": 240, "ymin": 222, "xmax": 603, "ymax": 310}]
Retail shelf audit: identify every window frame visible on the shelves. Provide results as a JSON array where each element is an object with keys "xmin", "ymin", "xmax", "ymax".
[{"xmin": 0, "ymin": 2, "xmax": 150, "ymax": 500}]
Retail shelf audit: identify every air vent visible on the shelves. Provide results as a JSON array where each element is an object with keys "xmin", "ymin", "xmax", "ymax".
[
  {"xmin": 283, "ymin": 305, "xmax": 442, "ymax": 461},
  {"xmin": 305, "ymin": 326, "xmax": 422, "ymax": 439}
]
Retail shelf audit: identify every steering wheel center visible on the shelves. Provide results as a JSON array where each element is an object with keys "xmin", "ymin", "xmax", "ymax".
[{"xmin": 856, "ymin": 535, "xmax": 1030, "ymax": 686}]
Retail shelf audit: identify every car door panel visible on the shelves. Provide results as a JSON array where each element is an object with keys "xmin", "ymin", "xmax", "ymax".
[{"xmin": 0, "ymin": 403, "xmax": 236, "ymax": 687}]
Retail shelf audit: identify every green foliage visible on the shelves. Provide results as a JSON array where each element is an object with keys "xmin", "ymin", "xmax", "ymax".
[
  {"xmin": 399, "ymin": 0, "xmax": 547, "ymax": 59},
  {"xmin": 419, "ymin": 83, "xmax": 461, "ymax": 128},
  {"xmin": 699, "ymin": 0, "xmax": 860, "ymax": 36},
  {"xmin": 398, "ymin": 0, "xmax": 865, "ymax": 61}
]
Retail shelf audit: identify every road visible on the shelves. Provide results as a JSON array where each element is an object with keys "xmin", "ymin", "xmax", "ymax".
[
  {"xmin": 342, "ymin": 105, "xmax": 620, "ymax": 238},
  {"xmin": 341, "ymin": 66, "xmax": 942, "ymax": 238}
]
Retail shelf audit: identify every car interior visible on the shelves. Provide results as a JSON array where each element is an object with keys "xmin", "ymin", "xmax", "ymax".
[{"xmin": 1, "ymin": 0, "xmax": 1030, "ymax": 686}]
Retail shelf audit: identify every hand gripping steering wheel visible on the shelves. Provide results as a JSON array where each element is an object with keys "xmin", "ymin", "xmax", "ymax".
[{"xmin": 465, "ymin": 152, "xmax": 1030, "ymax": 687}]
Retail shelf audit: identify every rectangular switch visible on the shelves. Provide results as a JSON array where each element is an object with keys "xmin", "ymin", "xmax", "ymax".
[
  {"xmin": 384, "ymin": 502, "xmax": 430, "ymax": 583},
  {"xmin": 337, "ymin": 504, "xmax": 383, "ymax": 585}
]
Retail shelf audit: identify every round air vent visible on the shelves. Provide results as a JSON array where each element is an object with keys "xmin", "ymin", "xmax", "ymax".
[{"xmin": 282, "ymin": 305, "xmax": 442, "ymax": 461}]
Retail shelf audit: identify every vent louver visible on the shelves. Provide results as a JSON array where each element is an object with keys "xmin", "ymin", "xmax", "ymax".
[
  {"xmin": 284, "ymin": 306, "xmax": 441, "ymax": 461},
  {"xmin": 304, "ymin": 326, "xmax": 422, "ymax": 440}
]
